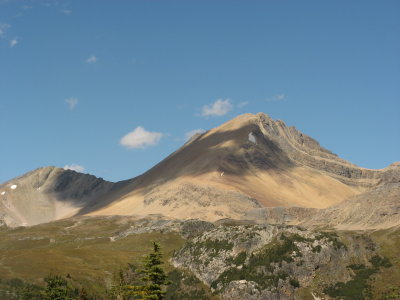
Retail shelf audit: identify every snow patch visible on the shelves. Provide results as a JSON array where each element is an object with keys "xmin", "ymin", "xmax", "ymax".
[
  {"xmin": 248, "ymin": 132, "xmax": 257, "ymax": 144},
  {"xmin": 220, "ymin": 172, "xmax": 224, "ymax": 177},
  {"xmin": 1, "ymin": 191, "xmax": 5, "ymax": 195},
  {"xmin": 10, "ymin": 185, "xmax": 17, "ymax": 190}
]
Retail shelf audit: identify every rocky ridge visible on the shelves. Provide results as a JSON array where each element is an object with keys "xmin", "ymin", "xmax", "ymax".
[
  {"xmin": 255, "ymin": 113, "xmax": 400, "ymax": 188},
  {"xmin": 0, "ymin": 166, "xmax": 114, "ymax": 226}
]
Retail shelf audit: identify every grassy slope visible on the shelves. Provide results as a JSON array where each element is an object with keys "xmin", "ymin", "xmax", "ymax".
[
  {"xmin": 0, "ymin": 217, "xmax": 184, "ymax": 295},
  {"xmin": 1, "ymin": 218, "xmax": 399, "ymax": 299},
  {"xmin": 369, "ymin": 226, "xmax": 400, "ymax": 298}
]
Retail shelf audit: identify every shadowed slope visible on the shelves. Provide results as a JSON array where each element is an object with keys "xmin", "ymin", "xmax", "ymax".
[
  {"xmin": 86, "ymin": 113, "xmax": 395, "ymax": 221},
  {"xmin": 0, "ymin": 167, "xmax": 114, "ymax": 226}
]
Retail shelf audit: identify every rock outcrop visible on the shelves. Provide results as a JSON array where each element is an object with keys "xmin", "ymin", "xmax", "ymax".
[{"xmin": 172, "ymin": 223, "xmax": 383, "ymax": 299}]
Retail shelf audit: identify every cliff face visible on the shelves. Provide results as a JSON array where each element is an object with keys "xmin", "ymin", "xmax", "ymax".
[
  {"xmin": 0, "ymin": 166, "xmax": 114, "ymax": 226},
  {"xmin": 256, "ymin": 113, "xmax": 400, "ymax": 188}
]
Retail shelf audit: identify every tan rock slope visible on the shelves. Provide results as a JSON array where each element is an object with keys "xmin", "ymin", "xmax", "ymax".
[
  {"xmin": 1, "ymin": 113, "xmax": 398, "ymax": 227},
  {"xmin": 84, "ymin": 113, "xmax": 399, "ymax": 222}
]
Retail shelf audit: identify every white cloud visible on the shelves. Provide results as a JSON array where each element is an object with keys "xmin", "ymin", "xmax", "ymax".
[
  {"xmin": 65, "ymin": 97, "xmax": 78, "ymax": 110},
  {"xmin": 120, "ymin": 126, "xmax": 163, "ymax": 149},
  {"xmin": 86, "ymin": 55, "xmax": 97, "ymax": 63},
  {"xmin": 185, "ymin": 128, "xmax": 205, "ymax": 141},
  {"xmin": 0, "ymin": 23, "xmax": 10, "ymax": 37},
  {"xmin": 61, "ymin": 9, "xmax": 72, "ymax": 15},
  {"xmin": 238, "ymin": 101, "xmax": 249, "ymax": 108},
  {"xmin": 201, "ymin": 98, "xmax": 233, "ymax": 116},
  {"xmin": 10, "ymin": 38, "xmax": 18, "ymax": 47},
  {"xmin": 64, "ymin": 164, "xmax": 85, "ymax": 173},
  {"xmin": 266, "ymin": 94, "xmax": 286, "ymax": 102}
]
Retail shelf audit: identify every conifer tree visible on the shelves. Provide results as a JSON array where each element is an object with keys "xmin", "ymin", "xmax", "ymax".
[
  {"xmin": 44, "ymin": 274, "xmax": 69, "ymax": 300},
  {"xmin": 129, "ymin": 242, "xmax": 170, "ymax": 300}
]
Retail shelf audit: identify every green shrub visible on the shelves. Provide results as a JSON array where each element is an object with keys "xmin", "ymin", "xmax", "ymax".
[
  {"xmin": 324, "ymin": 256, "xmax": 392, "ymax": 300},
  {"xmin": 289, "ymin": 278, "xmax": 300, "ymax": 288}
]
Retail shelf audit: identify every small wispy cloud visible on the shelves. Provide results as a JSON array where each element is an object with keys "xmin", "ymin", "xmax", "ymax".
[
  {"xmin": 266, "ymin": 94, "xmax": 286, "ymax": 102},
  {"xmin": 61, "ymin": 9, "xmax": 71, "ymax": 15},
  {"xmin": 185, "ymin": 128, "xmax": 205, "ymax": 141},
  {"xmin": 120, "ymin": 126, "xmax": 163, "ymax": 149},
  {"xmin": 65, "ymin": 97, "xmax": 78, "ymax": 110},
  {"xmin": 0, "ymin": 23, "xmax": 10, "ymax": 37},
  {"xmin": 86, "ymin": 55, "xmax": 97, "ymax": 63},
  {"xmin": 238, "ymin": 101, "xmax": 249, "ymax": 108},
  {"xmin": 201, "ymin": 98, "xmax": 233, "ymax": 117},
  {"xmin": 10, "ymin": 38, "xmax": 18, "ymax": 47},
  {"xmin": 64, "ymin": 164, "xmax": 85, "ymax": 173}
]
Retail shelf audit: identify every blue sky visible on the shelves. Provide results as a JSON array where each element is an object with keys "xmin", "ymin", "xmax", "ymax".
[{"xmin": 0, "ymin": 0, "xmax": 399, "ymax": 183}]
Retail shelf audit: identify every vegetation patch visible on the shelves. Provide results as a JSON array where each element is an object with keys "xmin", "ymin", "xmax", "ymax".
[
  {"xmin": 226, "ymin": 251, "xmax": 247, "ymax": 266},
  {"xmin": 166, "ymin": 269, "xmax": 213, "ymax": 300},
  {"xmin": 211, "ymin": 233, "xmax": 306, "ymax": 291},
  {"xmin": 315, "ymin": 231, "xmax": 347, "ymax": 250},
  {"xmin": 324, "ymin": 255, "xmax": 392, "ymax": 300}
]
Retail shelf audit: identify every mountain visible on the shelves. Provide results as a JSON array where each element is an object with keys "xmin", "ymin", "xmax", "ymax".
[
  {"xmin": 1, "ymin": 113, "xmax": 399, "ymax": 227},
  {"xmin": 82, "ymin": 113, "xmax": 399, "ymax": 222},
  {"xmin": 0, "ymin": 166, "xmax": 113, "ymax": 226}
]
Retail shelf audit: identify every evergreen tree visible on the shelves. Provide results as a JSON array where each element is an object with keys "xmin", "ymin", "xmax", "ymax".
[
  {"xmin": 44, "ymin": 275, "xmax": 69, "ymax": 300},
  {"xmin": 43, "ymin": 274, "xmax": 80, "ymax": 300},
  {"xmin": 110, "ymin": 269, "xmax": 128, "ymax": 300},
  {"xmin": 129, "ymin": 242, "xmax": 170, "ymax": 300}
]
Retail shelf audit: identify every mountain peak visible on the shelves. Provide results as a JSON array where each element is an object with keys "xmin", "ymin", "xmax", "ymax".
[{"xmin": 2, "ymin": 113, "xmax": 399, "ymax": 226}]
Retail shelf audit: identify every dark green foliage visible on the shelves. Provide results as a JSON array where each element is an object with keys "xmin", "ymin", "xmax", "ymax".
[
  {"xmin": 316, "ymin": 231, "xmax": 347, "ymax": 250},
  {"xmin": 289, "ymin": 278, "xmax": 300, "ymax": 288},
  {"xmin": 182, "ymin": 275, "xmax": 201, "ymax": 286},
  {"xmin": 233, "ymin": 252, "xmax": 247, "ymax": 266},
  {"xmin": 109, "ymin": 269, "xmax": 129, "ymax": 299},
  {"xmin": 370, "ymin": 255, "xmax": 392, "ymax": 268},
  {"xmin": 311, "ymin": 245, "xmax": 322, "ymax": 253},
  {"xmin": 348, "ymin": 264, "xmax": 366, "ymax": 270},
  {"xmin": 44, "ymin": 274, "xmax": 78, "ymax": 300},
  {"xmin": 324, "ymin": 256, "xmax": 393, "ymax": 300},
  {"xmin": 0, "ymin": 278, "xmax": 45, "ymax": 300},
  {"xmin": 127, "ymin": 242, "xmax": 170, "ymax": 300},
  {"xmin": 165, "ymin": 270, "xmax": 208, "ymax": 300},
  {"xmin": 226, "ymin": 251, "xmax": 247, "ymax": 266},
  {"xmin": 0, "ymin": 276, "xmax": 98, "ymax": 300},
  {"xmin": 165, "ymin": 270, "xmax": 183, "ymax": 296}
]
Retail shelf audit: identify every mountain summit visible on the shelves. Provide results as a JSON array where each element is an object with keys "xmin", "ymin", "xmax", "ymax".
[
  {"xmin": 84, "ymin": 113, "xmax": 399, "ymax": 222},
  {"xmin": 1, "ymin": 113, "xmax": 399, "ymax": 226}
]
